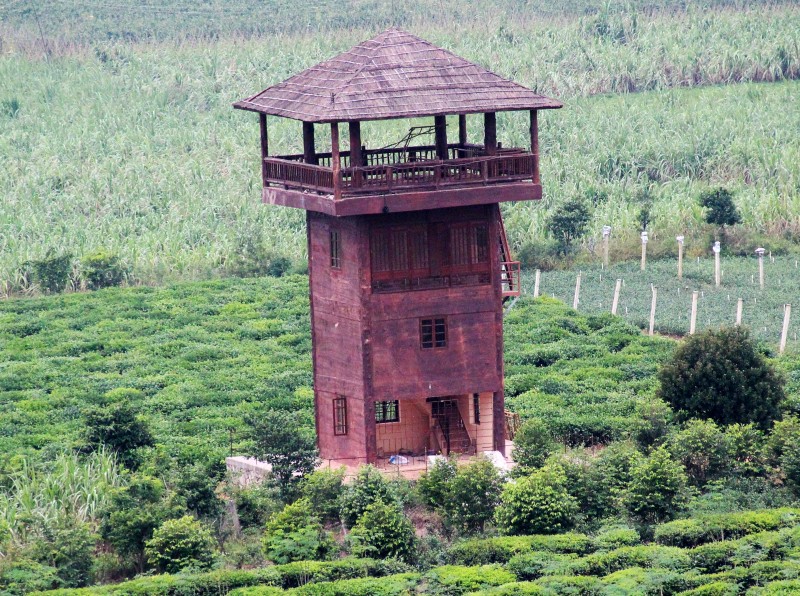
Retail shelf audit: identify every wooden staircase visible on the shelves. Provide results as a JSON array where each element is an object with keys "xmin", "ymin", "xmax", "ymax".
[
  {"xmin": 498, "ymin": 216, "xmax": 521, "ymax": 299},
  {"xmin": 431, "ymin": 399, "xmax": 474, "ymax": 456}
]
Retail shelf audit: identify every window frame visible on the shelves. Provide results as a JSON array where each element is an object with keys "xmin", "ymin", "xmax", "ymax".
[
  {"xmin": 330, "ymin": 229, "xmax": 342, "ymax": 269},
  {"xmin": 333, "ymin": 396, "xmax": 348, "ymax": 436},
  {"xmin": 375, "ymin": 400, "xmax": 400, "ymax": 424},
  {"xmin": 473, "ymin": 393, "xmax": 481, "ymax": 425},
  {"xmin": 420, "ymin": 317, "xmax": 447, "ymax": 350}
]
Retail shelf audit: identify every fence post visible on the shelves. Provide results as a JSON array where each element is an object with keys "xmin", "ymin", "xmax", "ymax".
[
  {"xmin": 713, "ymin": 241, "xmax": 721, "ymax": 287},
  {"xmin": 649, "ymin": 287, "xmax": 657, "ymax": 336},
  {"xmin": 611, "ymin": 279, "xmax": 622, "ymax": 315},
  {"xmin": 756, "ymin": 247, "xmax": 765, "ymax": 289},
  {"xmin": 573, "ymin": 273, "xmax": 581, "ymax": 310},
  {"xmin": 736, "ymin": 298, "xmax": 743, "ymax": 326},
  {"xmin": 780, "ymin": 304, "xmax": 792, "ymax": 354},
  {"xmin": 602, "ymin": 225, "xmax": 612, "ymax": 269},
  {"xmin": 676, "ymin": 235, "xmax": 684, "ymax": 280},
  {"xmin": 533, "ymin": 269, "xmax": 541, "ymax": 298},
  {"xmin": 690, "ymin": 290, "xmax": 699, "ymax": 335},
  {"xmin": 641, "ymin": 231, "xmax": 648, "ymax": 271}
]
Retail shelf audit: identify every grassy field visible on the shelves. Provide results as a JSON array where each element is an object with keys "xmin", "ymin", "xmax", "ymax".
[
  {"xmin": 525, "ymin": 255, "xmax": 800, "ymax": 344},
  {"xmin": 0, "ymin": 3, "xmax": 799, "ymax": 293}
]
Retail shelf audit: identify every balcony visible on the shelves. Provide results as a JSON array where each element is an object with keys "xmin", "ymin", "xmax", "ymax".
[{"xmin": 261, "ymin": 143, "xmax": 542, "ymax": 217}]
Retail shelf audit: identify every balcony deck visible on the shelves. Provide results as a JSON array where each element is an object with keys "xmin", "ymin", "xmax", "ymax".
[{"xmin": 262, "ymin": 143, "xmax": 542, "ymax": 216}]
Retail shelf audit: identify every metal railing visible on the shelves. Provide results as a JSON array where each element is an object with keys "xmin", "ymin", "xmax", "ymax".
[{"xmin": 500, "ymin": 261, "xmax": 521, "ymax": 298}]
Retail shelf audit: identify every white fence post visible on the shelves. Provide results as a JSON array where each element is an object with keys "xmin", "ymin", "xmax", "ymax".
[
  {"xmin": 780, "ymin": 304, "xmax": 792, "ymax": 354},
  {"xmin": 573, "ymin": 273, "xmax": 581, "ymax": 310},
  {"xmin": 676, "ymin": 235, "xmax": 684, "ymax": 280},
  {"xmin": 641, "ymin": 231, "xmax": 648, "ymax": 271},
  {"xmin": 649, "ymin": 287, "xmax": 657, "ymax": 336},
  {"xmin": 690, "ymin": 290, "xmax": 699, "ymax": 335},
  {"xmin": 611, "ymin": 279, "xmax": 622, "ymax": 315},
  {"xmin": 533, "ymin": 269, "xmax": 541, "ymax": 298}
]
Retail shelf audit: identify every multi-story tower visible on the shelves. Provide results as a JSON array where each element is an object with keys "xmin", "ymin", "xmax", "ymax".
[{"xmin": 235, "ymin": 29, "xmax": 561, "ymax": 469}]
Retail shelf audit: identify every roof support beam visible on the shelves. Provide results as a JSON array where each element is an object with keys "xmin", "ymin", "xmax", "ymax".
[
  {"xmin": 303, "ymin": 122, "xmax": 317, "ymax": 165},
  {"xmin": 303, "ymin": 122, "xmax": 319, "ymax": 166},
  {"xmin": 331, "ymin": 122, "xmax": 341, "ymax": 201},
  {"xmin": 529, "ymin": 109, "xmax": 540, "ymax": 185},
  {"xmin": 458, "ymin": 115, "xmax": 467, "ymax": 146},
  {"xmin": 434, "ymin": 115, "xmax": 448, "ymax": 160},
  {"xmin": 349, "ymin": 121, "xmax": 363, "ymax": 188},
  {"xmin": 484, "ymin": 112, "xmax": 497, "ymax": 156},
  {"xmin": 259, "ymin": 113, "xmax": 269, "ymax": 188}
]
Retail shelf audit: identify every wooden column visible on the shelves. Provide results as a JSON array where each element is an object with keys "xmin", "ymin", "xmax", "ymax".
[
  {"xmin": 458, "ymin": 114, "xmax": 467, "ymax": 146},
  {"xmin": 348, "ymin": 121, "xmax": 362, "ymax": 187},
  {"xmin": 302, "ymin": 121, "xmax": 317, "ymax": 165},
  {"xmin": 434, "ymin": 115, "xmax": 448, "ymax": 160},
  {"xmin": 484, "ymin": 112, "xmax": 497, "ymax": 155},
  {"xmin": 331, "ymin": 122, "xmax": 341, "ymax": 201},
  {"xmin": 259, "ymin": 113, "xmax": 269, "ymax": 188},
  {"xmin": 529, "ymin": 109, "xmax": 540, "ymax": 184}
]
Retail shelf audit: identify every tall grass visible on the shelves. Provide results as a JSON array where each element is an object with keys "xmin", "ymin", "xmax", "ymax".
[{"xmin": 0, "ymin": 4, "xmax": 798, "ymax": 291}]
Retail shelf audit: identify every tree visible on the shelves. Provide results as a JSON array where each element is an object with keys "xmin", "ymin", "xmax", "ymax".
[
  {"xmin": 667, "ymin": 419, "xmax": 731, "ymax": 487},
  {"xmin": 547, "ymin": 198, "xmax": 591, "ymax": 253},
  {"xmin": 144, "ymin": 516, "xmax": 216, "ymax": 573},
  {"xmin": 512, "ymin": 419, "xmax": 555, "ymax": 472},
  {"xmin": 262, "ymin": 498, "xmax": 335, "ymax": 564},
  {"xmin": 657, "ymin": 327, "xmax": 785, "ymax": 429},
  {"xmin": 339, "ymin": 465, "xmax": 398, "ymax": 528},
  {"xmin": 699, "ymin": 187, "xmax": 740, "ymax": 236},
  {"xmin": 246, "ymin": 409, "xmax": 318, "ymax": 501},
  {"xmin": 494, "ymin": 465, "xmax": 578, "ymax": 535},
  {"xmin": 100, "ymin": 475, "xmax": 185, "ymax": 573},
  {"xmin": 443, "ymin": 457, "xmax": 504, "ymax": 534},
  {"xmin": 84, "ymin": 389, "xmax": 154, "ymax": 470},
  {"xmin": 176, "ymin": 459, "xmax": 226, "ymax": 520},
  {"xmin": 417, "ymin": 458, "xmax": 457, "ymax": 510},
  {"xmin": 300, "ymin": 468, "xmax": 346, "ymax": 525},
  {"xmin": 625, "ymin": 447, "xmax": 688, "ymax": 524},
  {"xmin": 28, "ymin": 520, "xmax": 96, "ymax": 588},
  {"xmin": 586, "ymin": 441, "xmax": 641, "ymax": 519},
  {"xmin": 348, "ymin": 501, "xmax": 415, "ymax": 562}
]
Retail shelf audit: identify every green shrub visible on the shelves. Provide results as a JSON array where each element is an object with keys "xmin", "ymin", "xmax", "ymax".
[
  {"xmin": 655, "ymin": 508, "xmax": 800, "ymax": 548},
  {"xmin": 532, "ymin": 574, "xmax": 604, "ymax": 594},
  {"xmin": 567, "ymin": 545, "xmax": 692, "ymax": 576},
  {"xmin": 144, "ymin": 516, "xmax": 216, "ymax": 573},
  {"xmin": 474, "ymin": 582, "xmax": 547, "ymax": 595},
  {"xmin": 625, "ymin": 446, "xmax": 689, "ymax": 524},
  {"xmin": 300, "ymin": 468, "xmax": 346, "ymax": 525},
  {"xmin": 25, "ymin": 252, "xmax": 72, "ymax": 294},
  {"xmin": 547, "ymin": 198, "xmax": 591, "ymax": 253},
  {"xmin": 0, "ymin": 559, "xmax": 63, "ymax": 595},
  {"xmin": 657, "ymin": 327, "xmax": 785, "ymax": 429},
  {"xmin": 442, "ymin": 457, "xmax": 504, "ymax": 535},
  {"xmin": 28, "ymin": 519, "xmax": 97, "ymax": 588},
  {"xmin": 84, "ymin": 393, "xmax": 154, "ymax": 470},
  {"xmin": 752, "ymin": 579, "xmax": 800, "ymax": 593},
  {"xmin": 511, "ymin": 419, "xmax": 555, "ymax": 472},
  {"xmin": 424, "ymin": 565, "xmax": 516, "ymax": 595},
  {"xmin": 668, "ymin": 419, "xmax": 731, "ymax": 486},
  {"xmin": 289, "ymin": 573, "xmax": 421, "ymax": 595},
  {"xmin": 348, "ymin": 501, "xmax": 415, "ymax": 563},
  {"xmin": 495, "ymin": 465, "xmax": 578, "ymax": 535},
  {"xmin": 506, "ymin": 552, "xmax": 578, "ymax": 580},
  {"xmin": 234, "ymin": 483, "xmax": 281, "ymax": 530},
  {"xmin": 263, "ymin": 499, "xmax": 335, "ymax": 564},
  {"xmin": 81, "ymin": 251, "xmax": 127, "ymax": 289},
  {"xmin": 417, "ymin": 458, "xmax": 457, "ymax": 510},
  {"xmin": 699, "ymin": 188, "xmax": 741, "ymax": 231},
  {"xmin": 601, "ymin": 566, "xmax": 693, "ymax": 594},
  {"xmin": 592, "ymin": 527, "xmax": 641, "ymax": 551},
  {"xmin": 447, "ymin": 534, "xmax": 593, "ymax": 566},
  {"xmin": 339, "ymin": 466, "xmax": 399, "ymax": 529},
  {"xmin": 677, "ymin": 580, "xmax": 739, "ymax": 595}
]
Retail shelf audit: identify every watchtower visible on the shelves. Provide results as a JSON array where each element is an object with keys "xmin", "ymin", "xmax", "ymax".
[{"xmin": 234, "ymin": 29, "xmax": 561, "ymax": 470}]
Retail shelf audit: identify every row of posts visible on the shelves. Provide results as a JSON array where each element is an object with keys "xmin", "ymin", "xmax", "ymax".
[
  {"xmin": 601, "ymin": 227, "xmax": 771, "ymax": 290},
  {"xmin": 532, "ymin": 269, "xmax": 793, "ymax": 354}
]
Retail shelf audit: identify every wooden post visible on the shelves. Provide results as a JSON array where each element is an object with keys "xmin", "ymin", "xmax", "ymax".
[
  {"xmin": 529, "ymin": 109, "xmax": 539, "ymax": 184},
  {"xmin": 302, "ymin": 121, "xmax": 317, "ymax": 165},
  {"xmin": 348, "ymin": 121, "xmax": 362, "ymax": 187},
  {"xmin": 641, "ymin": 231, "xmax": 648, "ymax": 271},
  {"xmin": 434, "ymin": 115, "xmax": 448, "ymax": 160},
  {"xmin": 756, "ymin": 247, "xmax": 765, "ymax": 289},
  {"xmin": 736, "ymin": 297, "xmax": 743, "ymax": 326},
  {"xmin": 612, "ymin": 279, "xmax": 622, "ymax": 315},
  {"xmin": 649, "ymin": 287, "xmax": 657, "ymax": 336},
  {"xmin": 458, "ymin": 114, "xmax": 467, "ymax": 147},
  {"xmin": 780, "ymin": 304, "xmax": 792, "ymax": 354},
  {"xmin": 484, "ymin": 112, "xmax": 497, "ymax": 156},
  {"xmin": 602, "ymin": 225, "xmax": 611, "ymax": 269},
  {"xmin": 533, "ymin": 269, "xmax": 541, "ymax": 298},
  {"xmin": 259, "ymin": 113, "xmax": 269, "ymax": 188},
  {"xmin": 676, "ymin": 235, "xmax": 684, "ymax": 280},
  {"xmin": 331, "ymin": 122, "xmax": 341, "ymax": 201},
  {"xmin": 713, "ymin": 241, "xmax": 721, "ymax": 287},
  {"xmin": 573, "ymin": 273, "xmax": 581, "ymax": 310},
  {"xmin": 690, "ymin": 290, "xmax": 699, "ymax": 335}
]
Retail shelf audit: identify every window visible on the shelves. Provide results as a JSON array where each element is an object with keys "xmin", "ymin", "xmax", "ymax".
[
  {"xmin": 370, "ymin": 225, "xmax": 429, "ymax": 280},
  {"xmin": 420, "ymin": 317, "xmax": 447, "ymax": 349},
  {"xmin": 330, "ymin": 230, "xmax": 341, "ymax": 269},
  {"xmin": 473, "ymin": 393, "xmax": 481, "ymax": 425},
  {"xmin": 333, "ymin": 397, "xmax": 347, "ymax": 435},
  {"xmin": 375, "ymin": 400, "xmax": 399, "ymax": 424},
  {"xmin": 446, "ymin": 222, "xmax": 490, "ymax": 273}
]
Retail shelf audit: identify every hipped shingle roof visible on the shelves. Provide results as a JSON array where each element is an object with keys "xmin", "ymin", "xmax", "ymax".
[{"xmin": 233, "ymin": 28, "xmax": 562, "ymax": 123}]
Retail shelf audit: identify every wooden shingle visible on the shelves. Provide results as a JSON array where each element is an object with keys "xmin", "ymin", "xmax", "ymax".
[{"xmin": 234, "ymin": 28, "xmax": 562, "ymax": 122}]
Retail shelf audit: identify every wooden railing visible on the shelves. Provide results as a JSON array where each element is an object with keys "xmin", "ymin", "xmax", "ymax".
[
  {"xmin": 500, "ymin": 261, "xmax": 521, "ymax": 298},
  {"xmin": 505, "ymin": 410, "xmax": 522, "ymax": 441},
  {"xmin": 265, "ymin": 151, "xmax": 536, "ymax": 196}
]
